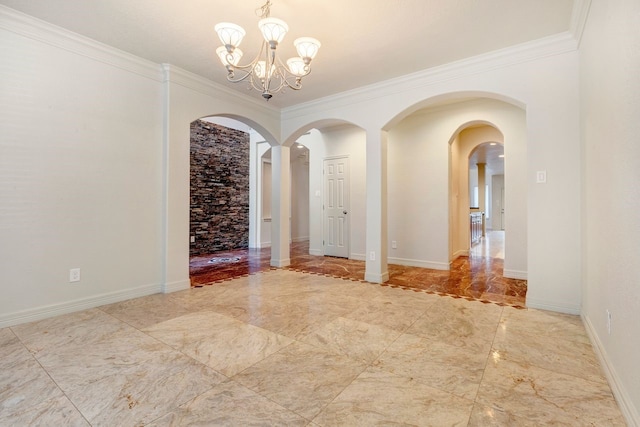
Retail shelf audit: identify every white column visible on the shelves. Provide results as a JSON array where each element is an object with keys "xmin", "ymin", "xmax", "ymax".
[
  {"xmin": 248, "ymin": 134, "xmax": 258, "ymax": 248},
  {"xmin": 270, "ymin": 145, "xmax": 291, "ymax": 267},
  {"xmin": 364, "ymin": 129, "xmax": 389, "ymax": 283}
]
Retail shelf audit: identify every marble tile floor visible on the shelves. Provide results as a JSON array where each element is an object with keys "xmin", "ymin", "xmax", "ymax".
[
  {"xmin": 0, "ymin": 270, "xmax": 626, "ymax": 426},
  {"xmin": 190, "ymin": 231, "xmax": 527, "ymax": 308}
]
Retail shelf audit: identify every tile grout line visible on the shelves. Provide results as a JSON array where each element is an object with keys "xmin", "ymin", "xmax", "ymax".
[
  {"xmin": 8, "ymin": 326, "xmax": 94, "ymax": 426},
  {"xmin": 466, "ymin": 305, "xmax": 506, "ymax": 425}
]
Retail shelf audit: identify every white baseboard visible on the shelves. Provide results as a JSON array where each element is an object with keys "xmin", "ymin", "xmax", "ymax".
[
  {"xmin": 350, "ymin": 253, "xmax": 366, "ymax": 261},
  {"xmin": 582, "ymin": 314, "xmax": 640, "ymax": 427},
  {"xmin": 162, "ymin": 279, "xmax": 190, "ymax": 293},
  {"xmin": 291, "ymin": 236, "xmax": 309, "ymax": 243},
  {"xmin": 0, "ymin": 282, "xmax": 162, "ymax": 328},
  {"xmin": 270, "ymin": 258, "xmax": 291, "ymax": 268},
  {"xmin": 451, "ymin": 250, "xmax": 469, "ymax": 261},
  {"xmin": 525, "ymin": 297, "xmax": 581, "ymax": 315},
  {"xmin": 364, "ymin": 271, "xmax": 390, "ymax": 283},
  {"xmin": 504, "ymin": 269, "xmax": 528, "ymax": 280},
  {"xmin": 309, "ymin": 248, "xmax": 323, "ymax": 256},
  {"xmin": 259, "ymin": 241, "xmax": 271, "ymax": 248},
  {"xmin": 388, "ymin": 257, "xmax": 450, "ymax": 271}
]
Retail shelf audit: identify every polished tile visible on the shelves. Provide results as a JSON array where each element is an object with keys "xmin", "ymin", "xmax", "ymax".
[
  {"xmin": 11, "ymin": 308, "xmax": 130, "ymax": 354},
  {"xmin": 374, "ymin": 332, "xmax": 489, "ymax": 400},
  {"xmin": 313, "ymin": 366, "xmax": 474, "ymax": 426},
  {"xmin": 148, "ymin": 380, "xmax": 307, "ymax": 426},
  {"xmin": 476, "ymin": 358, "xmax": 626, "ymax": 425},
  {"xmin": 101, "ymin": 293, "xmax": 194, "ymax": 329},
  {"xmin": 406, "ymin": 295, "xmax": 503, "ymax": 354},
  {"xmin": 342, "ymin": 295, "xmax": 432, "ymax": 332},
  {"xmin": 233, "ymin": 341, "xmax": 367, "ymax": 420},
  {"xmin": 492, "ymin": 319, "xmax": 607, "ymax": 384},
  {"xmin": 63, "ymin": 353, "xmax": 224, "ymax": 426},
  {"xmin": 1, "ymin": 270, "xmax": 625, "ymax": 426},
  {"xmin": 0, "ymin": 395, "xmax": 89, "ymax": 427},
  {"xmin": 143, "ymin": 311, "xmax": 293, "ymax": 377},
  {"xmin": 299, "ymin": 316, "xmax": 402, "ymax": 364},
  {"xmin": 499, "ymin": 305, "xmax": 592, "ymax": 345},
  {"xmin": 0, "ymin": 351, "xmax": 65, "ymax": 420}
]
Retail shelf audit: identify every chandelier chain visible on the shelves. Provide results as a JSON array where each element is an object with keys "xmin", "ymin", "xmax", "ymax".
[{"xmin": 256, "ymin": 1, "xmax": 272, "ymax": 19}]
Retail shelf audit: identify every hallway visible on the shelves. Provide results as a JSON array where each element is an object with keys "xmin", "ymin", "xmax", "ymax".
[{"xmin": 190, "ymin": 231, "xmax": 526, "ymax": 308}]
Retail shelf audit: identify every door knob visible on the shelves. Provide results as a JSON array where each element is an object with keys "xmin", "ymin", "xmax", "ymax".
[{"xmin": 343, "ymin": 210, "xmax": 348, "ymax": 214}]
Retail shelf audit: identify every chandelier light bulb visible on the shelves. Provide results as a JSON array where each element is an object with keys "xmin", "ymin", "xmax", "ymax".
[
  {"xmin": 294, "ymin": 37, "xmax": 321, "ymax": 61},
  {"xmin": 287, "ymin": 57, "xmax": 306, "ymax": 76},
  {"xmin": 258, "ymin": 17, "xmax": 289, "ymax": 45},
  {"xmin": 214, "ymin": 22, "xmax": 246, "ymax": 48}
]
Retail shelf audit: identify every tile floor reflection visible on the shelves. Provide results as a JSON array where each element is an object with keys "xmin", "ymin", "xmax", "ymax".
[{"xmin": 1, "ymin": 270, "xmax": 625, "ymax": 426}]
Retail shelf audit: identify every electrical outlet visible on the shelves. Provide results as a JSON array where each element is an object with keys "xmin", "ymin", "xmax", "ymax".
[
  {"xmin": 190, "ymin": 236, "xmax": 195, "ymax": 243},
  {"xmin": 536, "ymin": 170, "xmax": 547, "ymax": 184},
  {"xmin": 392, "ymin": 240, "xmax": 397, "ymax": 249},
  {"xmin": 69, "ymin": 268, "xmax": 81, "ymax": 283},
  {"xmin": 369, "ymin": 251, "xmax": 375, "ymax": 261},
  {"xmin": 607, "ymin": 310, "xmax": 611, "ymax": 334}
]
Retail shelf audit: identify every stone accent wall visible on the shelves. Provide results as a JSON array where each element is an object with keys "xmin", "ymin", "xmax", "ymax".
[{"xmin": 190, "ymin": 120, "xmax": 250, "ymax": 255}]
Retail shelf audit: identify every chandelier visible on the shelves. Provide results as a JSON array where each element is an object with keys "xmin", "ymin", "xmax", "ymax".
[{"xmin": 214, "ymin": 1, "xmax": 321, "ymax": 100}]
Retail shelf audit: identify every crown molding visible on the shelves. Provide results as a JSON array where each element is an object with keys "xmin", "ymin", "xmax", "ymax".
[
  {"xmin": 161, "ymin": 64, "xmax": 280, "ymax": 115},
  {"xmin": 0, "ymin": 5, "xmax": 163, "ymax": 81},
  {"xmin": 283, "ymin": 31, "xmax": 578, "ymax": 120},
  {"xmin": 569, "ymin": 0, "xmax": 592, "ymax": 48}
]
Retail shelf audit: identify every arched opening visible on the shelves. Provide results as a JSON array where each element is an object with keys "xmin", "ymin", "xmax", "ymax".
[
  {"xmin": 188, "ymin": 115, "xmax": 273, "ymax": 285},
  {"xmin": 290, "ymin": 122, "xmax": 367, "ymax": 261},
  {"xmin": 449, "ymin": 123, "xmax": 504, "ymax": 261},
  {"xmin": 468, "ymin": 141, "xmax": 505, "ymax": 257},
  {"xmin": 384, "ymin": 95, "xmax": 527, "ymax": 304},
  {"xmin": 257, "ymin": 144, "xmax": 310, "ymax": 249}
]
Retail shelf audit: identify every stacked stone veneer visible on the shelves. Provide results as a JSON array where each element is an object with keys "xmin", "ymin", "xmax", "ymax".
[{"xmin": 190, "ymin": 120, "xmax": 250, "ymax": 256}]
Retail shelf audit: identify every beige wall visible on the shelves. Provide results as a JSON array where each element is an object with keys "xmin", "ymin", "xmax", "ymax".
[
  {"xmin": 580, "ymin": 0, "xmax": 640, "ymax": 423},
  {"xmin": 299, "ymin": 125, "xmax": 367, "ymax": 259},
  {"xmin": 388, "ymin": 99, "xmax": 524, "ymax": 271}
]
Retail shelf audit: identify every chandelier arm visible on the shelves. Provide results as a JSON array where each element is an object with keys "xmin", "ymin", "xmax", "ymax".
[
  {"xmin": 273, "ymin": 55, "xmax": 309, "ymax": 90},
  {"xmin": 224, "ymin": 68, "xmax": 255, "ymax": 84}
]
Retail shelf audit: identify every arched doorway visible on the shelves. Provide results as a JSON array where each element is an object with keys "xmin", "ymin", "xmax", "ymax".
[
  {"xmin": 449, "ymin": 124, "xmax": 505, "ymax": 261},
  {"xmin": 257, "ymin": 145, "xmax": 310, "ymax": 249},
  {"xmin": 188, "ymin": 115, "xmax": 274, "ymax": 285}
]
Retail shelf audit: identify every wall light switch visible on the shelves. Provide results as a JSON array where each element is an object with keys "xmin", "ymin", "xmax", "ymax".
[
  {"xmin": 536, "ymin": 170, "xmax": 547, "ymax": 184},
  {"xmin": 190, "ymin": 236, "xmax": 195, "ymax": 243},
  {"xmin": 315, "ymin": 190, "xmax": 321, "ymax": 197},
  {"xmin": 391, "ymin": 241, "xmax": 397, "ymax": 249}
]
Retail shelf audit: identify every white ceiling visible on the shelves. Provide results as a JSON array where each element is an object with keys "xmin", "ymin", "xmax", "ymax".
[{"xmin": 0, "ymin": 0, "xmax": 575, "ymax": 108}]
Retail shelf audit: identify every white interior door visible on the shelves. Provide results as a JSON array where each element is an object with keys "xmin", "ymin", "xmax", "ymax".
[{"xmin": 324, "ymin": 157, "xmax": 349, "ymax": 258}]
